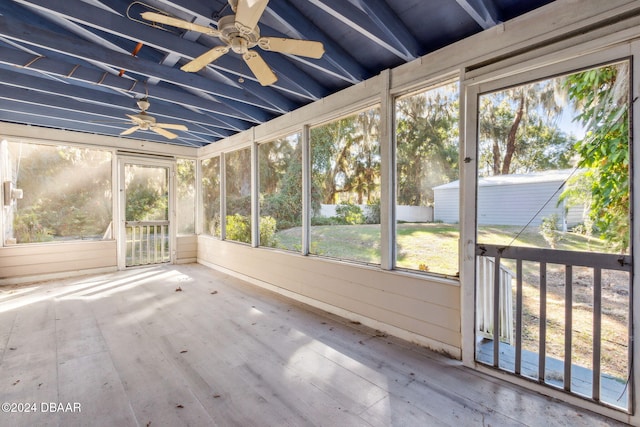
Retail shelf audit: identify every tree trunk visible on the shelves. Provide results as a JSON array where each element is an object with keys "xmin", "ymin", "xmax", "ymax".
[
  {"xmin": 492, "ymin": 141, "xmax": 501, "ymax": 175},
  {"xmin": 501, "ymin": 94, "xmax": 525, "ymax": 175}
]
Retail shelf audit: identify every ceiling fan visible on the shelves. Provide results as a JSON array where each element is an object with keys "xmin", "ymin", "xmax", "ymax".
[
  {"xmin": 120, "ymin": 98, "xmax": 188, "ymax": 140},
  {"xmin": 141, "ymin": 0, "xmax": 325, "ymax": 86}
]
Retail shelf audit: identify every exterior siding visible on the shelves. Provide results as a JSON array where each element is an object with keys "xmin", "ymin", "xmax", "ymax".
[
  {"xmin": 0, "ymin": 240, "xmax": 117, "ymax": 281},
  {"xmin": 176, "ymin": 235, "xmax": 197, "ymax": 264},
  {"xmin": 478, "ymin": 181, "xmax": 568, "ymax": 226},
  {"xmin": 434, "ymin": 173, "xmax": 585, "ymax": 227},
  {"xmin": 433, "ymin": 188, "xmax": 460, "ymax": 224}
]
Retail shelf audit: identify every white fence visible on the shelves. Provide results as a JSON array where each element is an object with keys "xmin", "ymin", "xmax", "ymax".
[{"xmin": 319, "ymin": 204, "xmax": 433, "ymax": 222}]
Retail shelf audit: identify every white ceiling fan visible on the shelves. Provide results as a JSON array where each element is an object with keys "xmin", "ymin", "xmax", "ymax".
[
  {"xmin": 120, "ymin": 98, "xmax": 188, "ymax": 140},
  {"xmin": 141, "ymin": 0, "xmax": 325, "ymax": 86}
]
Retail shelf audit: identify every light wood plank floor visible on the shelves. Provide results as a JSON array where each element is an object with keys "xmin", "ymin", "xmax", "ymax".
[{"xmin": 0, "ymin": 263, "xmax": 627, "ymax": 426}]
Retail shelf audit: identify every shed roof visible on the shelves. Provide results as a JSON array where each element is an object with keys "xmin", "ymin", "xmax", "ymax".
[{"xmin": 434, "ymin": 169, "xmax": 576, "ymax": 190}]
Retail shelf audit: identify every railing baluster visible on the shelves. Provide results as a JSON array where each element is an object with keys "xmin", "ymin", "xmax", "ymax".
[
  {"xmin": 493, "ymin": 254, "xmax": 501, "ymax": 367},
  {"xmin": 593, "ymin": 267, "xmax": 602, "ymax": 401},
  {"xmin": 154, "ymin": 225, "xmax": 158, "ymax": 263},
  {"xmin": 146, "ymin": 225, "xmax": 151, "ymax": 264},
  {"xmin": 515, "ymin": 259, "xmax": 523, "ymax": 375},
  {"xmin": 131, "ymin": 226, "xmax": 136, "ymax": 266},
  {"xmin": 138, "ymin": 225, "xmax": 143, "ymax": 264},
  {"xmin": 539, "ymin": 262, "xmax": 547, "ymax": 383},
  {"xmin": 564, "ymin": 265, "xmax": 573, "ymax": 391},
  {"xmin": 161, "ymin": 225, "xmax": 165, "ymax": 261}
]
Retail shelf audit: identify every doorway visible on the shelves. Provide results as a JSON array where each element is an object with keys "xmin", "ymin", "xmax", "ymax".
[
  {"xmin": 466, "ymin": 55, "xmax": 633, "ymax": 412},
  {"xmin": 119, "ymin": 158, "xmax": 175, "ymax": 268}
]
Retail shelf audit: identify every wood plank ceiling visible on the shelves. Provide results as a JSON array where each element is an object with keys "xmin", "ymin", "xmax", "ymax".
[{"xmin": 0, "ymin": 0, "xmax": 554, "ymax": 147}]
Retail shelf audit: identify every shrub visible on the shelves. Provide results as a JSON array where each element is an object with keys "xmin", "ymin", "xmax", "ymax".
[
  {"xmin": 311, "ymin": 216, "xmax": 334, "ymax": 226},
  {"xmin": 540, "ymin": 214, "xmax": 562, "ymax": 249},
  {"xmin": 262, "ymin": 193, "xmax": 301, "ymax": 231},
  {"xmin": 365, "ymin": 198, "xmax": 381, "ymax": 224},
  {"xmin": 13, "ymin": 210, "xmax": 53, "ymax": 243},
  {"xmin": 225, "ymin": 214, "xmax": 251, "ymax": 243},
  {"xmin": 259, "ymin": 216, "xmax": 277, "ymax": 247},
  {"xmin": 334, "ymin": 202, "xmax": 364, "ymax": 225},
  {"xmin": 226, "ymin": 196, "xmax": 251, "ymax": 217},
  {"xmin": 223, "ymin": 214, "xmax": 277, "ymax": 247}
]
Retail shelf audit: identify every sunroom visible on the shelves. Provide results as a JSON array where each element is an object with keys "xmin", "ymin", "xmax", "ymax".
[{"xmin": 0, "ymin": 0, "xmax": 638, "ymax": 425}]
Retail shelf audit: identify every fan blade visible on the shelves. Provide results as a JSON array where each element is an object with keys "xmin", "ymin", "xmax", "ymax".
[
  {"xmin": 120, "ymin": 126, "xmax": 140, "ymax": 136},
  {"xmin": 258, "ymin": 37, "xmax": 324, "ymax": 59},
  {"xmin": 155, "ymin": 123, "xmax": 188, "ymax": 131},
  {"xmin": 126, "ymin": 114, "xmax": 145, "ymax": 125},
  {"xmin": 235, "ymin": 0, "xmax": 269, "ymax": 33},
  {"xmin": 243, "ymin": 50, "xmax": 277, "ymax": 86},
  {"xmin": 181, "ymin": 46, "xmax": 229, "ymax": 72},
  {"xmin": 141, "ymin": 12, "xmax": 221, "ymax": 37},
  {"xmin": 152, "ymin": 127, "xmax": 179, "ymax": 140}
]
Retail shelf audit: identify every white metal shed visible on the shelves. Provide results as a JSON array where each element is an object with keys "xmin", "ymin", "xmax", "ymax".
[{"xmin": 433, "ymin": 170, "xmax": 585, "ymax": 227}]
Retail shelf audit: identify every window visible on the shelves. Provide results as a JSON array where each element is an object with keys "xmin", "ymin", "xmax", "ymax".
[
  {"xmin": 201, "ymin": 157, "xmax": 220, "ymax": 237},
  {"xmin": 2, "ymin": 140, "xmax": 112, "ymax": 245},
  {"xmin": 310, "ymin": 107, "xmax": 381, "ymax": 264},
  {"xmin": 395, "ymin": 81, "xmax": 460, "ymax": 276},
  {"xmin": 225, "ymin": 148, "xmax": 252, "ymax": 244},
  {"xmin": 258, "ymin": 133, "xmax": 302, "ymax": 251},
  {"xmin": 176, "ymin": 158, "xmax": 195, "ymax": 235}
]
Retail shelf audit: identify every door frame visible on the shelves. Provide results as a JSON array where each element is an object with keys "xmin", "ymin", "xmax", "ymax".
[
  {"xmin": 117, "ymin": 155, "xmax": 176, "ymax": 269},
  {"xmin": 460, "ymin": 42, "xmax": 637, "ymax": 420}
]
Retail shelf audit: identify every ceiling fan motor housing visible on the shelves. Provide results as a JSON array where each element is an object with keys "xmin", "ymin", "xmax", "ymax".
[
  {"xmin": 132, "ymin": 112, "xmax": 156, "ymax": 129},
  {"xmin": 218, "ymin": 15, "xmax": 259, "ymax": 54}
]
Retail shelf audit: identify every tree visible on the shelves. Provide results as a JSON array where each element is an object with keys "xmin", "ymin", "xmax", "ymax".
[
  {"xmin": 201, "ymin": 157, "xmax": 221, "ymax": 236},
  {"xmin": 396, "ymin": 84, "xmax": 459, "ymax": 206},
  {"xmin": 176, "ymin": 159, "xmax": 196, "ymax": 234},
  {"xmin": 561, "ymin": 63, "xmax": 630, "ymax": 252},
  {"xmin": 347, "ymin": 109, "xmax": 380, "ymax": 204},
  {"xmin": 311, "ymin": 108, "xmax": 380, "ymax": 206},
  {"xmin": 259, "ymin": 136, "xmax": 312, "ymax": 230},
  {"xmin": 125, "ymin": 166, "xmax": 167, "ymax": 221},
  {"xmin": 478, "ymin": 80, "xmax": 568, "ymax": 176},
  {"xmin": 10, "ymin": 143, "xmax": 112, "ymax": 242},
  {"xmin": 226, "ymin": 147, "xmax": 252, "ymax": 216}
]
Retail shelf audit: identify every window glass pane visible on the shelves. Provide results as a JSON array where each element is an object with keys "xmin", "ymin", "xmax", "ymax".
[
  {"xmin": 225, "ymin": 148, "xmax": 252, "ymax": 244},
  {"xmin": 476, "ymin": 62, "xmax": 630, "ymax": 254},
  {"xmin": 3, "ymin": 141, "xmax": 112, "ymax": 244},
  {"xmin": 201, "ymin": 157, "xmax": 220, "ymax": 237},
  {"xmin": 259, "ymin": 133, "xmax": 301, "ymax": 251},
  {"xmin": 310, "ymin": 107, "xmax": 381, "ymax": 264},
  {"xmin": 177, "ymin": 159, "xmax": 195, "ymax": 235},
  {"xmin": 395, "ymin": 82, "xmax": 460, "ymax": 276},
  {"xmin": 125, "ymin": 165, "xmax": 168, "ymax": 221}
]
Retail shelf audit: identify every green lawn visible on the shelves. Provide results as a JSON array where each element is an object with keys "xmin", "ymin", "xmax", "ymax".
[{"xmin": 274, "ymin": 223, "xmax": 614, "ymax": 276}]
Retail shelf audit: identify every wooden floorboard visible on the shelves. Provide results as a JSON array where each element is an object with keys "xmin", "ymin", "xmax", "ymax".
[{"xmin": 0, "ymin": 263, "xmax": 628, "ymax": 426}]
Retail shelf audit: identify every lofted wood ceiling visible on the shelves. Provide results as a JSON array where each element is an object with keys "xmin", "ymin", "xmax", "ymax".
[{"xmin": 0, "ymin": 0, "xmax": 554, "ymax": 147}]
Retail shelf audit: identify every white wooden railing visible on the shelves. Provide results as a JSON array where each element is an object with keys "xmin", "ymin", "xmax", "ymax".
[
  {"xmin": 475, "ymin": 243, "xmax": 632, "ymax": 411},
  {"xmin": 125, "ymin": 221, "xmax": 170, "ymax": 266}
]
